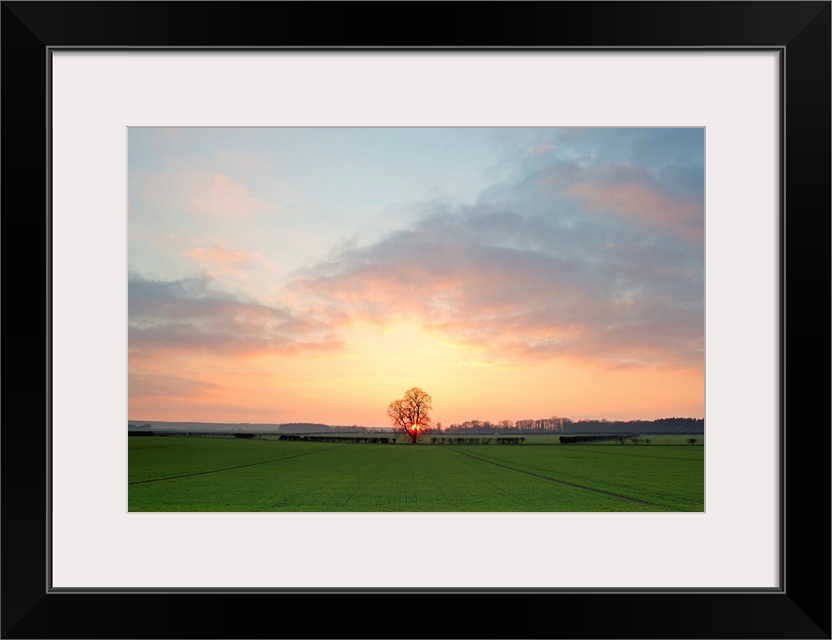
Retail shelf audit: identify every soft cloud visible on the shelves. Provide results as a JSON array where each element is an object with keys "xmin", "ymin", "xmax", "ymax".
[
  {"xmin": 285, "ymin": 133, "xmax": 704, "ymax": 370},
  {"xmin": 566, "ymin": 164, "xmax": 703, "ymax": 242},
  {"xmin": 188, "ymin": 173, "xmax": 275, "ymax": 217},
  {"xmin": 130, "ymin": 129, "xmax": 704, "ymax": 371},
  {"xmin": 528, "ymin": 142, "xmax": 553, "ymax": 155},
  {"xmin": 131, "ymin": 171, "xmax": 277, "ymax": 219},
  {"xmin": 129, "ymin": 373, "xmax": 220, "ymax": 397},
  {"xmin": 128, "ymin": 272, "xmax": 343, "ymax": 357},
  {"xmin": 186, "ymin": 243, "xmax": 260, "ymax": 277}
]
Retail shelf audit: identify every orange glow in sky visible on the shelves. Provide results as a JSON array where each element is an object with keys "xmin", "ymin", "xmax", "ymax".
[{"xmin": 128, "ymin": 127, "xmax": 704, "ymax": 427}]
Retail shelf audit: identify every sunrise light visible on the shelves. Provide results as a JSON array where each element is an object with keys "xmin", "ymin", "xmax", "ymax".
[{"xmin": 128, "ymin": 127, "xmax": 704, "ymax": 427}]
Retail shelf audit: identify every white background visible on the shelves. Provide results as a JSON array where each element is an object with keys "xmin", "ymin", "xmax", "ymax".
[{"xmin": 51, "ymin": 52, "xmax": 779, "ymax": 588}]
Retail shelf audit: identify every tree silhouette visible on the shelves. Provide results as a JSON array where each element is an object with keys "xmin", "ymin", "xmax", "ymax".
[{"xmin": 387, "ymin": 387, "xmax": 433, "ymax": 444}]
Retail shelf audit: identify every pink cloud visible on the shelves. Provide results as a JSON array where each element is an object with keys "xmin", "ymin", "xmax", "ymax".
[
  {"xmin": 569, "ymin": 180, "xmax": 703, "ymax": 242},
  {"xmin": 130, "ymin": 171, "xmax": 278, "ymax": 221},
  {"xmin": 285, "ymin": 212, "xmax": 703, "ymax": 370},
  {"xmin": 128, "ymin": 273, "xmax": 344, "ymax": 358},
  {"xmin": 129, "ymin": 373, "xmax": 220, "ymax": 397},
  {"xmin": 187, "ymin": 173, "xmax": 275, "ymax": 217},
  {"xmin": 528, "ymin": 142, "xmax": 553, "ymax": 155},
  {"xmin": 186, "ymin": 243, "xmax": 260, "ymax": 276}
]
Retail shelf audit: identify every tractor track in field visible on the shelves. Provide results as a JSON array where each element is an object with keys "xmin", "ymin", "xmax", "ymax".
[
  {"xmin": 129, "ymin": 445, "xmax": 345, "ymax": 485},
  {"xmin": 579, "ymin": 447, "xmax": 703, "ymax": 462},
  {"xmin": 444, "ymin": 447, "xmax": 657, "ymax": 506}
]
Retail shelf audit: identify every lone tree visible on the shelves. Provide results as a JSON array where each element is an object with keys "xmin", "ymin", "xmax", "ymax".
[{"xmin": 387, "ymin": 387, "xmax": 433, "ymax": 444}]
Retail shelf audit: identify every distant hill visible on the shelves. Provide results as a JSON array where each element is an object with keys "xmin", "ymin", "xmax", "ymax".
[
  {"xmin": 276, "ymin": 423, "xmax": 332, "ymax": 433},
  {"xmin": 127, "ymin": 420, "xmax": 389, "ymax": 433},
  {"xmin": 128, "ymin": 421, "xmax": 282, "ymax": 431}
]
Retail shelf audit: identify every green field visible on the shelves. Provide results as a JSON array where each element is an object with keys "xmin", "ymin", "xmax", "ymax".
[{"xmin": 129, "ymin": 436, "xmax": 703, "ymax": 512}]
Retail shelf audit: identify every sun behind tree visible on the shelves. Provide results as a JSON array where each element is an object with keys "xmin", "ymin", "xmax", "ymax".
[{"xmin": 387, "ymin": 387, "xmax": 433, "ymax": 444}]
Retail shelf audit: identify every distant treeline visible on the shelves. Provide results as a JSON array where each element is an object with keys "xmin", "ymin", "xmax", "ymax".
[
  {"xmin": 431, "ymin": 437, "xmax": 525, "ymax": 445},
  {"xmin": 443, "ymin": 417, "xmax": 703, "ymax": 435},
  {"xmin": 129, "ymin": 417, "xmax": 703, "ymax": 436},
  {"xmin": 559, "ymin": 435, "xmax": 632, "ymax": 444},
  {"xmin": 278, "ymin": 434, "xmax": 393, "ymax": 443}
]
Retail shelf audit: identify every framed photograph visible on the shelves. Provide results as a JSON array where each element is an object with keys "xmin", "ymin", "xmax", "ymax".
[
  {"xmin": 124, "ymin": 123, "xmax": 707, "ymax": 517},
  {"xmin": 3, "ymin": 2, "xmax": 829, "ymax": 638}
]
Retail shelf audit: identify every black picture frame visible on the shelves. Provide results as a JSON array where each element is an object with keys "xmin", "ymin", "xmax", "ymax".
[{"xmin": 2, "ymin": 2, "xmax": 829, "ymax": 638}]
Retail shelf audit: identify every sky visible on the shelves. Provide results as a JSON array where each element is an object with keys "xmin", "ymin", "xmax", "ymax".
[{"xmin": 128, "ymin": 127, "xmax": 704, "ymax": 427}]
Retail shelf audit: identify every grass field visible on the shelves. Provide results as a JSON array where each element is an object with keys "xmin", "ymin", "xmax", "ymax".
[{"xmin": 129, "ymin": 436, "xmax": 703, "ymax": 512}]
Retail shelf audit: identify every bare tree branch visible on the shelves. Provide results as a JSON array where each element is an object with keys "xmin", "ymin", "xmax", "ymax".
[{"xmin": 387, "ymin": 387, "xmax": 433, "ymax": 444}]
